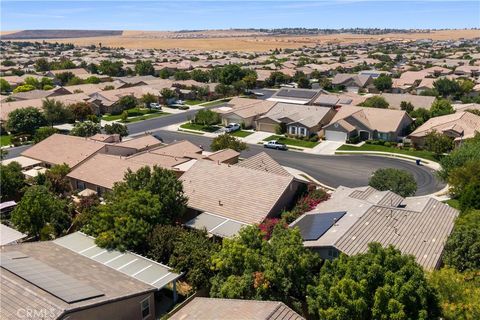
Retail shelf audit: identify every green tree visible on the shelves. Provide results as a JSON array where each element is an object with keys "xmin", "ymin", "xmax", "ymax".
[
  {"xmin": 169, "ymin": 229, "xmax": 219, "ymax": 291},
  {"xmin": 214, "ymin": 83, "xmax": 232, "ymax": 97},
  {"xmin": 218, "ymin": 64, "xmax": 246, "ymax": 85},
  {"xmin": 361, "ymin": 96, "xmax": 389, "ymax": 109},
  {"xmin": 141, "ymin": 93, "xmax": 157, "ymax": 107},
  {"xmin": 211, "ymin": 134, "xmax": 247, "ymax": 152},
  {"xmin": 42, "ymin": 98, "xmax": 72, "ymax": 126},
  {"xmin": 190, "ymin": 69, "xmax": 210, "ymax": 83},
  {"xmin": 7, "ymin": 107, "xmax": 46, "ymax": 134},
  {"xmin": 69, "ymin": 121, "xmax": 101, "ymax": 137},
  {"xmin": 160, "ymin": 88, "xmax": 177, "ymax": 101},
  {"xmin": 33, "ymin": 126, "xmax": 58, "ymax": 143},
  {"xmin": 85, "ymin": 76, "xmax": 101, "ymax": 84},
  {"xmin": 373, "ymin": 74, "xmax": 393, "ymax": 91},
  {"xmin": 13, "ymin": 84, "xmax": 36, "ymax": 93},
  {"xmin": 424, "ymin": 130, "xmax": 454, "ymax": 156},
  {"xmin": 211, "ymin": 225, "xmax": 321, "ymax": 309},
  {"xmin": 104, "ymin": 122, "xmax": 129, "ymax": 137},
  {"xmin": 430, "ymin": 99, "xmax": 454, "ymax": 117},
  {"xmin": 307, "ymin": 243, "xmax": 440, "ymax": 320},
  {"xmin": 45, "ymin": 164, "xmax": 72, "ymax": 196},
  {"xmin": 265, "ymin": 71, "xmax": 290, "ymax": 87},
  {"xmin": 296, "ymin": 76, "xmax": 311, "ymax": 89},
  {"xmin": 0, "ymin": 78, "xmax": 12, "ymax": 92},
  {"xmin": 84, "ymin": 166, "xmax": 187, "ymax": 252},
  {"xmin": 55, "ymin": 71, "xmax": 75, "ymax": 85},
  {"xmin": 428, "ymin": 267, "xmax": 480, "ymax": 320},
  {"xmin": 68, "ymin": 102, "xmax": 94, "ymax": 121},
  {"xmin": 35, "ymin": 58, "xmax": 50, "ymax": 72},
  {"xmin": 98, "ymin": 60, "xmax": 125, "ymax": 77},
  {"xmin": 448, "ymin": 160, "xmax": 480, "ymax": 199},
  {"xmin": 400, "ymin": 101, "xmax": 414, "ymax": 113},
  {"xmin": 433, "ymin": 78, "xmax": 460, "ymax": 98},
  {"xmin": 11, "ymin": 185, "xmax": 70, "ymax": 240},
  {"xmin": 194, "ymin": 109, "xmax": 220, "ymax": 126},
  {"xmin": 118, "ymin": 95, "xmax": 137, "ymax": 110},
  {"xmin": 438, "ymin": 133, "xmax": 480, "ymax": 180},
  {"xmin": 134, "ymin": 59, "xmax": 155, "ymax": 76},
  {"xmin": 243, "ymin": 73, "xmax": 258, "ymax": 89},
  {"xmin": 174, "ymin": 70, "xmax": 191, "ymax": 80},
  {"xmin": 443, "ymin": 211, "xmax": 480, "ymax": 272},
  {"xmin": 148, "ymin": 225, "xmax": 187, "ymax": 264},
  {"xmin": 369, "ymin": 168, "xmax": 417, "ymax": 197},
  {"xmin": 0, "ymin": 162, "xmax": 24, "ymax": 201}
]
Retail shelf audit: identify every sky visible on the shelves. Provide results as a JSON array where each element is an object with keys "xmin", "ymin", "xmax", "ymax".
[{"xmin": 1, "ymin": 1, "xmax": 479, "ymax": 31}]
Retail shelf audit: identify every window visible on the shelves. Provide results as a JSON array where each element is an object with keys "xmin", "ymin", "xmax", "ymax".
[
  {"xmin": 299, "ymin": 127, "xmax": 307, "ymax": 136},
  {"xmin": 289, "ymin": 126, "xmax": 297, "ymax": 135},
  {"xmin": 76, "ymin": 180, "xmax": 86, "ymax": 190},
  {"xmin": 141, "ymin": 298, "xmax": 150, "ymax": 319}
]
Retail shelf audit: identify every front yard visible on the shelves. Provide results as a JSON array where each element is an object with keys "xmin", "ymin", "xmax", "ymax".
[
  {"xmin": 337, "ymin": 144, "xmax": 437, "ymax": 162},
  {"xmin": 102, "ymin": 108, "xmax": 169, "ymax": 123},
  {"xmin": 229, "ymin": 130, "xmax": 253, "ymax": 138},
  {"xmin": 179, "ymin": 123, "xmax": 221, "ymax": 133},
  {"xmin": 1, "ymin": 135, "xmax": 12, "ymax": 147},
  {"xmin": 263, "ymin": 135, "xmax": 320, "ymax": 148}
]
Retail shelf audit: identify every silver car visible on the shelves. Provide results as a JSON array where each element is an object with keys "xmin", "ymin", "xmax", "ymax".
[
  {"xmin": 225, "ymin": 123, "xmax": 241, "ymax": 133},
  {"xmin": 263, "ymin": 140, "xmax": 288, "ymax": 150}
]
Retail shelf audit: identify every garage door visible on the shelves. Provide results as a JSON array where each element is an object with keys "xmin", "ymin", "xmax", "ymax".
[
  {"xmin": 325, "ymin": 130, "xmax": 347, "ymax": 142},
  {"xmin": 257, "ymin": 122, "xmax": 277, "ymax": 133}
]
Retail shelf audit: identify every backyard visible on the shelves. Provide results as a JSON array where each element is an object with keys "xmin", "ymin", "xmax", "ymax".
[
  {"xmin": 263, "ymin": 135, "xmax": 320, "ymax": 148},
  {"xmin": 337, "ymin": 144, "xmax": 437, "ymax": 162}
]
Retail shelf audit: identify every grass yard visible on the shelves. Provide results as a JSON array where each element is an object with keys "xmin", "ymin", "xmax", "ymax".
[
  {"xmin": 180, "ymin": 122, "xmax": 221, "ymax": 133},
  {"xmin": 122, "ymin": 112, "xmax": 170, "ymax": 123},
  {"xmin": 229, "ymin": 130, "xmax": 253, "ymax": 138},
  {"xmin": 337, "ymin": 144, "xmax": 438, "ymax": 162},
  {"xmin": 102, "ymin": 107, "xmax": 162, "ymax": 121},
  {"xmin": 444, "ymin": 199, "xmax": 460, "ymax": 210},
  {"xmin": 0, "ymin": 135, "xmax": 12, "ymax": 147},
  {"xmin": 184, "ymin": 100, "xmax": 203, "ymax": 105},
  {"xmin": 263, "ymin": 135, "xmax": 320, "ymax": 148}
]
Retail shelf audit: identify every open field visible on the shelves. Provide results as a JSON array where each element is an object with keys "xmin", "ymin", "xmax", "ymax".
[{"xmin": 3, "ymin": 29, "xmax": 478, "ymax": 51}]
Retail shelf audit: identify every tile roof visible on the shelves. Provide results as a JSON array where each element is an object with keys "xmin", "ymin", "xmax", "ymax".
[
  {"xmin": 260, "ymin": 103, "xmax": 332, "ymax": 128},
  {"xmin": 180, "ymin": 160, "xmax": 294, "ymax": 225},
  {"xmin": 236, "ymin": 152, "xmax": 291, "ymax": 177},
  {"xmin": 410, "ymin": 111, "xmax": 480, "ymax": 140},
  {"xmin": 21, "ymin": 134, "xmax": 106, "ymax": 167},
  {"xmin": 170, "ymin": 298, "xmax": 304, "ymax": 320}
]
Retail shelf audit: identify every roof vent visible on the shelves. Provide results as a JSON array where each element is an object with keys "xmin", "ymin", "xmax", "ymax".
[{"xmin": 218, "ymin": 200, "xmax": 223, "ymax": 206}]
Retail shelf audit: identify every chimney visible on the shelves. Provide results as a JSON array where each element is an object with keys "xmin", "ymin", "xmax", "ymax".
[{"xmin": 218, "ymin": 200, "xmax": 223, "ymax": 206}]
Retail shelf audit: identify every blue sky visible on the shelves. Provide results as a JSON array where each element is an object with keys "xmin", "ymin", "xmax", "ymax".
[{"xmin": 2, "ymin": 1, "xmax": 479, "ymax": 30}]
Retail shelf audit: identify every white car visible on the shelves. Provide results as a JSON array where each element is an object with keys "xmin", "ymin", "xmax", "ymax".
[
  {"xmin": 149, "ymin": 103, "xmax": 162, "ymax": 109},
  {"xmin": 225, "ymin": 123, "xmax": 241, "ymax": 133},
  {"xmin": 263, "ymin": 140, "xmax": 288, "ymax": 150}
]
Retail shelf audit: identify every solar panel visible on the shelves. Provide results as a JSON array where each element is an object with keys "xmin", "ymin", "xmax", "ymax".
[
  {"xmin": 295, "ymin": 212, "xmax": 346, "ymax": 241},
  {"xmin": 0, "ymin": 253, "xmax": 104, "ymax": 303},
  {"xmin": 276, "ymin": 89, "xmax": 318, "ymax": 99}
]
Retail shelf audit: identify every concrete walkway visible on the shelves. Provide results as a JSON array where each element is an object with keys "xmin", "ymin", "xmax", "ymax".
[
  {"xmin": 304, "ymin": 141, "xmax": 343, "ymax": 155},
  {"xmin": 240, "ymin": 131, "xmax": 272, "ymax": 144}
]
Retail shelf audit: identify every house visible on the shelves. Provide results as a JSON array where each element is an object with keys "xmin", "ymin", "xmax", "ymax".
[
  {"xmin": 0, "ymin": 231, "xmax": 181, "ymax": 320},
  {"xmin": 181, "ymin": 153, "xmax": 303, "ymax": 238},
  {"xmin": 267, "ymin": 88, "xmax": 321, "ymax": 105},
  {"xmin": 409, "ymin": 111, "xmax": 480, "ymax": 147},
  {"xmin": 380, "ymin": 93, "xmax": 436, "ymax": 110},
  {"xmin": 323, "ymin": 105, "xmax": 412, "ymax": 142},
  {"xmin": 358, "ymin": 70, "xmax": 391, "ymax": 79},
  {"xmin": 454, "ymin": 65, "xmax": 480, "ymax": 77},
  {"xmin": 256, "ymin": 103, "xmax": 336, "ymax": 136},
  {"xmin": 290, "ymin": 186, "xmax": 458, "ymax": 270},
  {"xmin": 2, "ymin": 87, "xmax": 71, "ymax": 102},
  {"xmin": 0, "ymin": 223, "xmax": 26, "ymax": 245},
  {"xmin": 331, "ymin": 73, "xmax": 374, "ymax": 93},
  {"xmin": 215, "ymin": 97, "xmax": 276, "ymax": 129},
  {"xmin": 169, "ymin": 298, "xmax": 304, "ymax": 320}
]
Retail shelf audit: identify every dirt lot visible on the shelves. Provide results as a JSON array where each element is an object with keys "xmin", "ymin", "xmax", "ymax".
[{"xmin": 4, "ymin": 29, "xmax": 479, "ymax": 52}]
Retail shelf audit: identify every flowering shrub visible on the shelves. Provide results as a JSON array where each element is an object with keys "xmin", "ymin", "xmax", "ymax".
[
  {"xmin": 259, "ymin": 218, "xmax": 286, "ymax": 240},
  {"xmin": 282, "ymin": 187, "xmax": 330, "ymax": 224}
]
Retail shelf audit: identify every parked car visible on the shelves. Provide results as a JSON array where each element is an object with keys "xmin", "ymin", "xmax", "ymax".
[
  {"xmin": 225, "ymin": 123, "xmax": 241, "ymax": 133},
  {"xmin": 263, "ymin": 140, "xmax": 288, "ymax": 150},
  {"xmin": 150, "ymin": 103, "xmax": 162, "ymax": 110}
]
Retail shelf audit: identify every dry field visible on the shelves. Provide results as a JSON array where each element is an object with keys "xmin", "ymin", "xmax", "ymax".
[{"xmin": 3, "ymin": 29, "xmax": 479, "ymax": 52}]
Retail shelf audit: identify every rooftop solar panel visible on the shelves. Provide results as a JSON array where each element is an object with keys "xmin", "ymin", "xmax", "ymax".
[
  {"xmin": 0, "ymin": 253, "xmax": 104, "ymax": 303},
  {"xmin": 295, "ymin": 212, "xmax": 346, "ymax": 241},
  {"xmin": 276, "ymin": 89, "xmax": 318, "ymax": 100}
]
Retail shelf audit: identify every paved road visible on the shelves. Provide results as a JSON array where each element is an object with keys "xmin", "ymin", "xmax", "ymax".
[
  {"xmin": 154, "ymin": 130, "xmax": 445, "ymax": 196},
  {"xmin": 4, "ymin": 106, "xmax": 445, "ymax": 196}
]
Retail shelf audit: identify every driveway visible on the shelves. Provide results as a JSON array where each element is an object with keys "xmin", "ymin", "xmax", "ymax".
[{"xmin": 305, "ymin": 141, "xmax": 343, "ymax": 155}]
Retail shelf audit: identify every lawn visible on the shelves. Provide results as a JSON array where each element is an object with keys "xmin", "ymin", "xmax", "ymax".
[
  {"xmin": 0, "ymin": 135, "xmax": 12, "ymax": 147},
  {"xmin": 337, "ymin": 144, "xmax": 437, "ymax": 162},
  {"xmin": 229, "ymin": 130, "xmax": 253, "ymax": 138},
  {"xmin": 180, "ymin": 122, "xmax": 221, "ymax": 133},
  {"xmin": 102, "ymin": 107, "xmax": 162, "ymax": 121},
  {"xmin": 444, "ymin": 199, "xmax": 460, "ymax": 210},
  {"xmin": 263, "ymin": 135, "xmax": 320, "ymax": 148},
  {"xmin": 122, "ymin": 112, "xmax": 170, "ymax": 123},
  {"xmin": 185, "ymin": 100, "xmax": 203, "ymax": 105}
]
